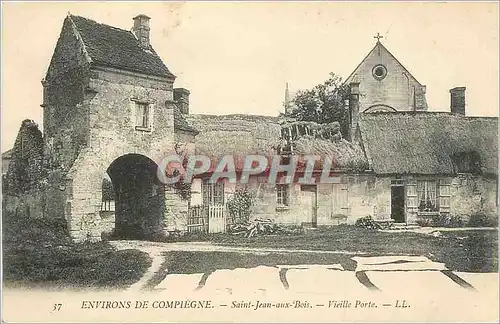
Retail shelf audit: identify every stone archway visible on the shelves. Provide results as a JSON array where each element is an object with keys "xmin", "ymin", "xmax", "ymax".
[{"xmin": 107, "ymin": 154, "xmax": 165, "ymax": 239}]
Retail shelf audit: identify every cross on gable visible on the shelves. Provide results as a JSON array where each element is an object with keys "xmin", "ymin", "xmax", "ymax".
[{"xmin": 374, "ymin": 32, "xmax": 384, "ymax": 42}]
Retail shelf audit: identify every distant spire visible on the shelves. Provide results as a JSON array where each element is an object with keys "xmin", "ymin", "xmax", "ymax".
[
  {"xmin": 374, "ymin": 32, "xmax": 384, "ymax": 43},
  {"xmin": 284, "ymin": 82, "xmax": 290, "ymax": 115}
]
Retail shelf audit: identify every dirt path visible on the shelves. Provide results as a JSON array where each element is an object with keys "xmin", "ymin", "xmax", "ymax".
[
  {"xmin": 126, "ymin": 249, "xmax": 165, "ymax": 292},
  {"xmin": 380, "ymin": 226, "xmax": 498, "ymax": 235},
  {"xmin": 109, "ymin": 240, "xmax": 372, "ymax": 256}
]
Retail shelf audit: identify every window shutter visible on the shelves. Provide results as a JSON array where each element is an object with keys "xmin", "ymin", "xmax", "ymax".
[
  {"xmin": 331, "ymin": 183, "xmax": 348, "ymax": 214},
  {"xmin": 439, "ymin": 179, "xmax": 451, "ymax": 211},
  {"xmin": 406, "ymin": 180, "xmax": 418, "ymax": 209},
  {"xmin": 130, "ymin": 100, "xmax": 137, "ymax": 128},
  {"xmin": 340, "ymin": 183, "xmax": 349, "ymax": 212},
  {"xmin": 149, "ymin": 102, "xmax": 155, "ymax": 130}
]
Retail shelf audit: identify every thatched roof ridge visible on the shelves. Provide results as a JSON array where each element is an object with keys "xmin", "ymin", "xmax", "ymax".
[
  {"xmin": 358, "ymin": 112, "xmax": 498, "ymax": 175},
  {"xmin": 186, "ymin": 114, "xmax": 282, "ymax": 159},
  {"xmin": 186, "ymin": 113, "xmax": 369, "ymax": 172},
  {"xmin": 293, "ymin": 136, "xmax": 369, "ymax": 171},
  {"xmin": 189, "ymin": 113, "xmax": 280, "ymax": 123}
]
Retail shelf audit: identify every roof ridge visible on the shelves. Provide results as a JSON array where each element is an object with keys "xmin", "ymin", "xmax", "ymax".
[
  {"xmin": 343, "ymin": 41, "xmax": 424, "ymax": 86},
  {"xmin": 376, "ymin": 41, "xmax": 424, "ymax": 86},
  {"xmin": 66, "ymin": 15, "xmax": 93, "ymax": 64},
  {"xmin": 69, "ymin": 14, "xmax": 133, "ymax": 34}
]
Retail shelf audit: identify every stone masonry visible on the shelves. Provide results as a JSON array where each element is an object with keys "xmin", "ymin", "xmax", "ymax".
[{"xmin": 41, "ymin": 14, "xmax": 194, "ymax": 241}]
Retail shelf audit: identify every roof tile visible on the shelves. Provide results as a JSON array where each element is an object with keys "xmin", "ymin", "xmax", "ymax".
[{"xmin": 69, "ymin": 15, "xmax": 174, "ymax": 78}]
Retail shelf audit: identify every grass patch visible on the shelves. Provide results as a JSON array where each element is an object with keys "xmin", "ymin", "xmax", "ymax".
[
  {"xmin": 208, "ymin": 226, "xmax": 498, "ymax": 272},
  {"xmin": 3, "ymin": 215, "xmax": 152, "ymax": 290},
  {"xmin": 436, "ymin": 230, "xmax": 498, "ymax": 272},
  {"xmin": 147, "ymin": 250, "xmax": 357, "ymax": 289}
]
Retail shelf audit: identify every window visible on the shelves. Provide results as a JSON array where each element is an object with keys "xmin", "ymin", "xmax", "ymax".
[
  {"xmin": 372, "ymin": 64, "xmax": 387, "ymax": 80},
  {"xmin": 101, "ymin": 200, "xmax": 115, "ymax": 212},
  {"xmin": 276, "ymin": 184, "xmax": 289, "ymax": 206},
  {"xmin": 417, "ymin": 180, "xmax": 438, "ymax": 212},
  {"xmin": 202, "ymin": 180, "xmax": 224, "ymax": 205},
  {"xmin": 135, "ymin": 102, "xmax": 150, "ymax": 130}
]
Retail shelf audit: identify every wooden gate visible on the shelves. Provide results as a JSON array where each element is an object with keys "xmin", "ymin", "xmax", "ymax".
[
  {"xmin": 187, "ymin": 205, "xmax": 208, "ymax": 233},
  {"xmin": 187, "ymin": 205, "xmax": 227, "ymax": 234},
  {"xmin": 208, "ymin": 205, "xmax": 226, "ymax": 233}
]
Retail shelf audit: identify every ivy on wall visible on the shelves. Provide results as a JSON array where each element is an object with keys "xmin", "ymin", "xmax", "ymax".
[{"xmin": 227, "ymin": 187, "xmax": 254, "ymax": 224}]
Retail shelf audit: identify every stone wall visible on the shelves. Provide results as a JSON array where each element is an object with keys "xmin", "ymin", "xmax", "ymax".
[
  {"xmin": 164, "ymin": 188, "xmax": 189, "ymax": 233},
  {"xmin": 4, "ymin": 120, "xmax": 45, "ymax": 195},
  {"xmin": 192, "ymin": 173, "xmax": 391, "ymax": 227},
  {"xmin": 450, "ymin": 174, "xmax": 497, "ymax": 221},
  {"xmin": 3, "ymin": 190, "xmax": 45, "ymax": 220},
  {"xmin": 62, "ymin": 67, "xmax": 176, "ymax": 241},
  {"xmin": 42, "ymin": 17, "xmax": 93, "ymax": 173}
]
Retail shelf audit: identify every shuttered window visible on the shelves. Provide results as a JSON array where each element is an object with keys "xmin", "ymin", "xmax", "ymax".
[{"xmin": 332, "ymin": 183, "xmax": 348, "ymax": 214}]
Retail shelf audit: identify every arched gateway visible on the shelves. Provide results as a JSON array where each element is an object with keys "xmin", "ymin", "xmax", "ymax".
[{"xmin": 107, "ymin": 154, "xmax": 165, "ymax": 239}]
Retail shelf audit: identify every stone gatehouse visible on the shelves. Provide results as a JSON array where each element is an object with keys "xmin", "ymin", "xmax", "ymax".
[{"xmin": 40, "ymin": 14, "xmax": 197, "ymax": 241}]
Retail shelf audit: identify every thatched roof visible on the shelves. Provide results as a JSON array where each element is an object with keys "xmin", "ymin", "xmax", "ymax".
[
  {"xmin": 293, "ymin": 136, "xmax": 368, "ymax": 171},
  {"xmin": 187, "ymin": 114, "xmax": 282, "ymax": 160},
  {"xmin": 186, "ymin": 114, "xmax": 368, "ymax": 172},
  {"xmin": 358, "ymin": 112, "xmax": 498, "ymax": 175}
]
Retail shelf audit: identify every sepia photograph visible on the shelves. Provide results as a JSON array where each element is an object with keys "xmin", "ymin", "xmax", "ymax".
[{"xmin": 1, "ymin": 1, "xmax": 499, "ymax": 323}]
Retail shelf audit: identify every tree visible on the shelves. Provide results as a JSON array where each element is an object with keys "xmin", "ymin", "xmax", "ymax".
[{"xmin": 286, "ymin": 73, "xmax": 350, "ymax": 138}]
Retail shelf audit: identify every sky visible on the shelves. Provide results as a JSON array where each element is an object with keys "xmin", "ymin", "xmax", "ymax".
[{"xmin": 1, "ymin": 2, "xmax": 499, "ymax": 151}]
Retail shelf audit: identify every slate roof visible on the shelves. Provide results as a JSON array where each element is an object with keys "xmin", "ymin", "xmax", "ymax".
[
  {"xmin": 358, "ymin": 112, "xmax": 498, "ymax": 175},
  {"xmin": 69, "ymin": 15, "xmax": 174, "ymax": 78}
]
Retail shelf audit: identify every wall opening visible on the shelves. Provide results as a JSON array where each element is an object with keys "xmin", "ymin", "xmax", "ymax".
[{"xmin": 107, "ymin": 153, "xmax": 164, "ymax": 239}]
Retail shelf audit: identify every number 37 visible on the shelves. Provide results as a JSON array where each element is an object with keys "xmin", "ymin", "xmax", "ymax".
[{"xmin": 52, "ymin": 303, "xmax": 62, "ymax": 312}]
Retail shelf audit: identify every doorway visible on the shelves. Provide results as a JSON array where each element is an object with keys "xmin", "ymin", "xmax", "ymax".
[
  {"xmin": 107, "ymin": 154, "xmax": 165, "ymax": 239},
  {"xmin": 391, "ymin": 182, "xmax": 405, "ymax": 223},
  {"xmin": 301, "ymin": 185, "xmax": 318, "ymax": 228}
]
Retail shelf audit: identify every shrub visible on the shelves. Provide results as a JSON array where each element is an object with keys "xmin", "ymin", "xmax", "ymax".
[
  {"xmin": 227, "ymin": 187, "xmax": 254, "ymax": 225},
  {"xmin": 415, "ymin": 218, "xmax": 432, "ymax": 227},
  {"xmin": 416, "ymin": 214, "xmax": 464, "ymax": 228},
  {"xmin": 468, "ymin": 214, "xmax": 498, "ymax": 227},
  {"xmin": 355, "ymin": 216, "xmax": 377, "ymax": 229},
  {"xmin": 448, "ymin": 215, "xmax": 464, "ymax": 228}
]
